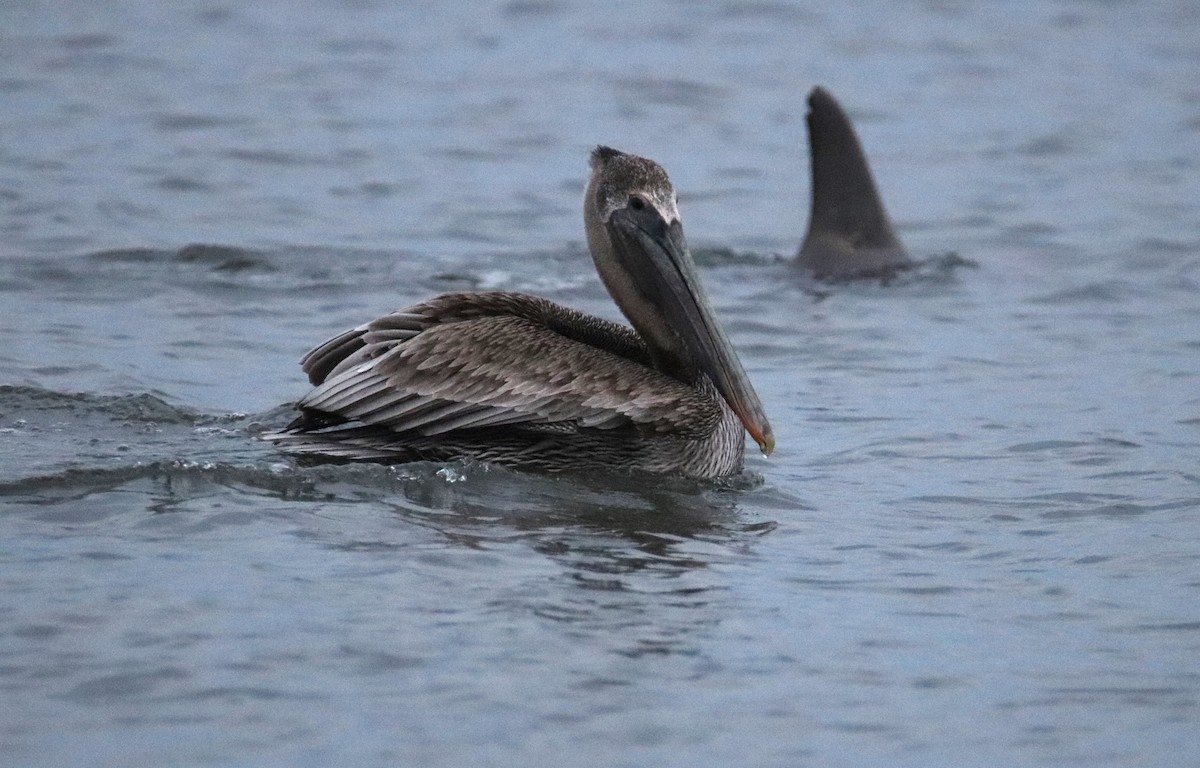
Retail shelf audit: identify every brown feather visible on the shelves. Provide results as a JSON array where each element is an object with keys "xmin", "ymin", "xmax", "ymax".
[{"xmin": 295, "ymin": 293, "xmax": 722, "ymax": 441}]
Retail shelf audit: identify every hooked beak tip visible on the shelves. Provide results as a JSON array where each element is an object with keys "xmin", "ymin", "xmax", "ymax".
[
  {"xmin": 741, "ymin": 419, "xmax": 774, "ymax": 456},
  {"xmin": 754, "ymin": 430, "xmax": 775, "ymax": 456}
]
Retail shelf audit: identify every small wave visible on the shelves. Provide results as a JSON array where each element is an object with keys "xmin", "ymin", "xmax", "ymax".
[
  {"xmin": 88, "ymin": 243, "xmax": 274, "ymax": 272},
  {"xmin": 0, "ymin": 453, "xmax": 766, "ymax": 542},
  {"xmin": 0, "ymin": 458, "xmax": 327, "ymax": 501},
  {"xmin": 792, "ymin": 251, "xmax": 978, "ymax": 296},
  {"xmin": 691, "ymin": 246, "xmax": 784, "ymax": 267},
  {"xmin": 152, "ymin": 112, "xmax": 250, "ymax": 132},
  {"xmin": 152, "ymin": 176, "xmax": 214, "ymax": 193},
  {"xmin": 0, "ymin": 384, "xmax": 204, "ymax": 426},
  {"xmin": 918, "ymin": 251, "xmax": 979, "ymax": 276},
  {"xmin": 862, "ymin": 251, "xmax": 979, "ymax": 287},
  {"xmin": 1027, "ymin": 279, "xmax": 1137, "ymax": 305},
  {"xmin": 174, "ymin": 243, "xmax": 274, "ymax": 272},
  {"xmin": 615, "ymin": 77, "xmax": 728, "ymax": 110}
]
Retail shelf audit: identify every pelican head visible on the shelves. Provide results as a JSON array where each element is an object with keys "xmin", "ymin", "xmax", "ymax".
[{"xmin": 583, "ymin": 145, "xmax": 774, "ymax": 455}]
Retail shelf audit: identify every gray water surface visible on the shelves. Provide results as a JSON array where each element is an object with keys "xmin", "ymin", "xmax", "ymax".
[{"xmin": 2, "ymin": 1, "xmax": 1199, "ymax": 766}]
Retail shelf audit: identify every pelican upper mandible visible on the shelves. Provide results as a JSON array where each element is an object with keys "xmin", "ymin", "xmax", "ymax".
[{"xmin": 272, "ymin": 146, "xmax": 773, "ymax": 478}]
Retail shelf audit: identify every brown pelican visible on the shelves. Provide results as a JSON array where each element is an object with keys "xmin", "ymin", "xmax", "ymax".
[
  {"xmin": 796, "ymin": 86, "xmax": 913, "ymax": 280},
  {"xmin": 272, "ymin": 146, "xmax": 773, "ymax": 478}
]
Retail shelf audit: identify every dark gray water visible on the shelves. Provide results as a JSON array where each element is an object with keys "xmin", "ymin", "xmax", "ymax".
[{"xmin": 3, "ymin": 1, "xmax": 1199, "ymax": 765}]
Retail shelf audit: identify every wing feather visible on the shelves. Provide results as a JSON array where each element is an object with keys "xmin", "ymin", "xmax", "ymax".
[
  {"xmin": 289, "ymin": 292, "xmax": 721, "ymax": 441},
  {"xmin": 300, "ymin": 325, "xmax": 371, "ymax": 385}
]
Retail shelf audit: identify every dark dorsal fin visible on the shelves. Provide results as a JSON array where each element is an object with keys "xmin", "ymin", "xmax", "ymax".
[{"xmin": 797, "ymin": 86, "xmax": 911, "ymax": 279}]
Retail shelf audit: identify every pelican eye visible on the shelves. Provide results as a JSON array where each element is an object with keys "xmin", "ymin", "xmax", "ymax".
[{"xmin": 628, "ymin": 195, "xmax": 646, "ymax": 211}]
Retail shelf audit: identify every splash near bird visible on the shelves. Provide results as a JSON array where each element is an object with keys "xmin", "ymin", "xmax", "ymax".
[
  {"xmin": 796, "ymin": 86, "xmax": 913, "ymax": 280},
  {"xmin": 272, "ymin": 146, "xmax": 773, "ymax": 478}
]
